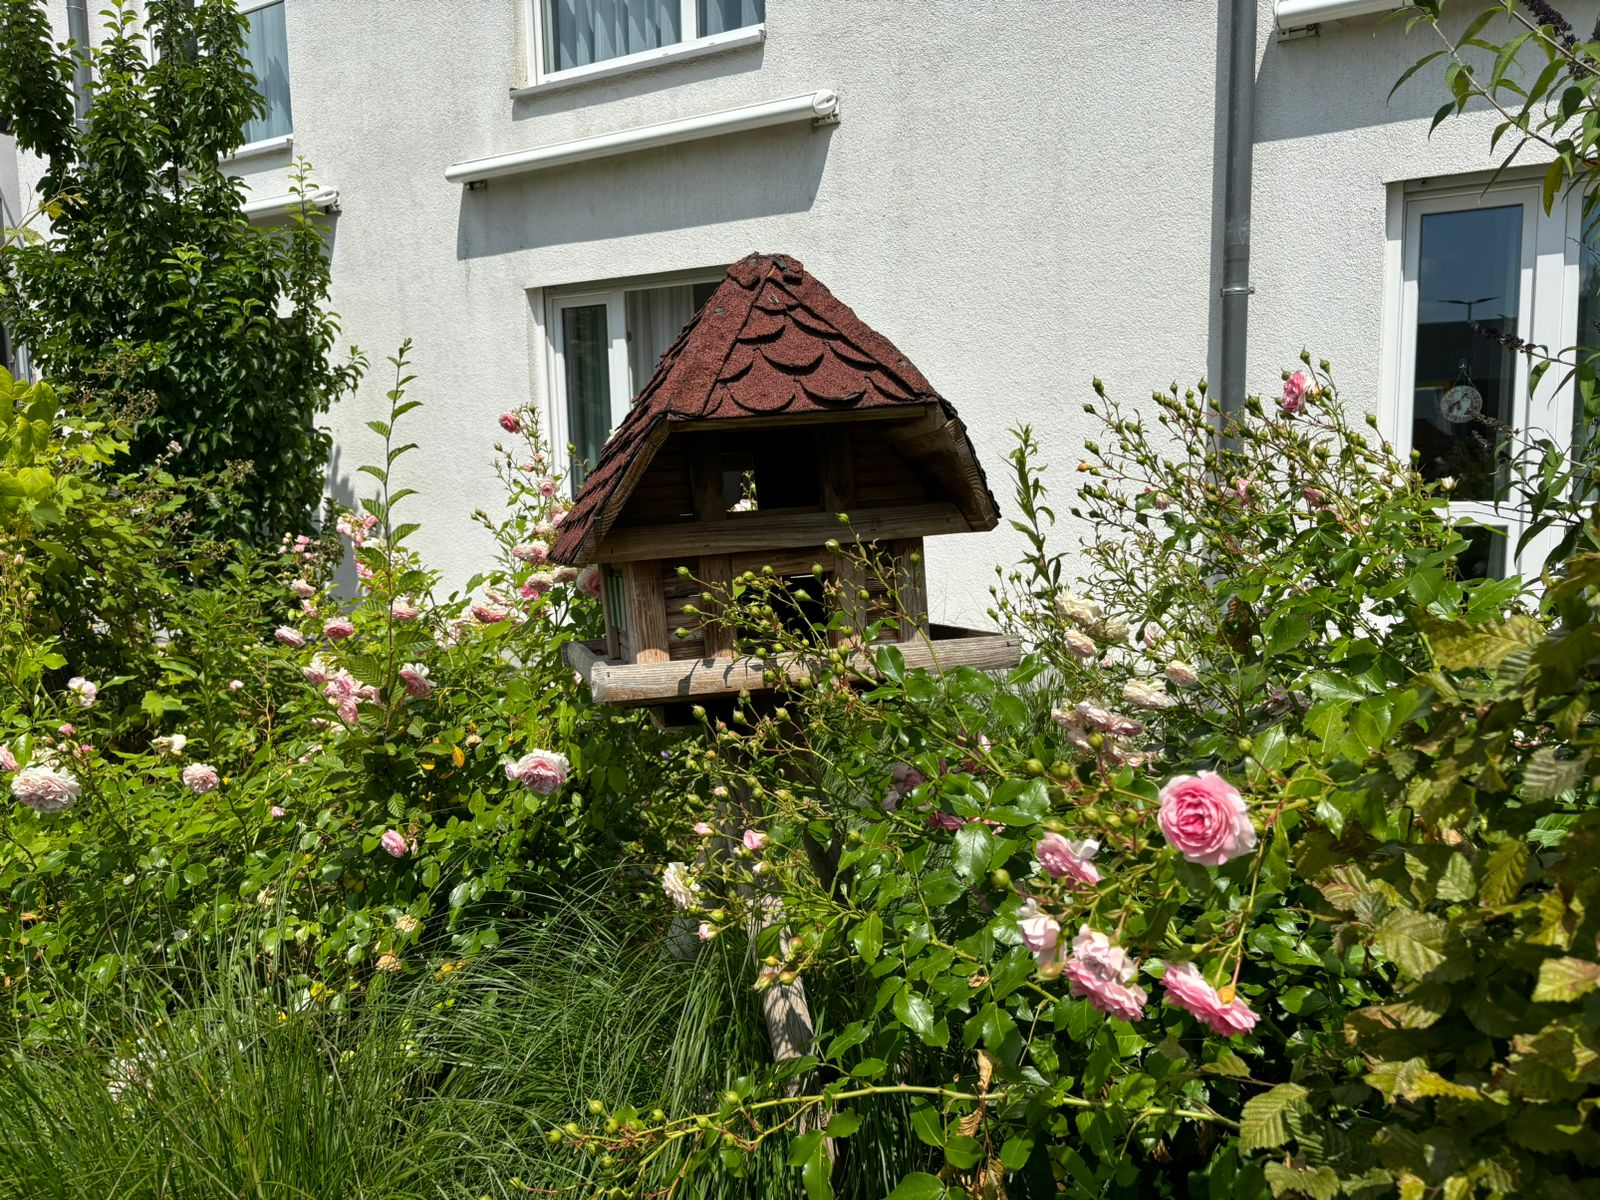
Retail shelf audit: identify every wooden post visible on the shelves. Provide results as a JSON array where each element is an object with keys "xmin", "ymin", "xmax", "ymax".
[
  {"xmin": 621, "ymin": 560, "xmax": 669, "ymax": 664},
  {"xmin": 891, "ymin": 538, "xmax": 929, "ymax": 642},
  {"xmin": 699, "ymin": 552, "xmax": 735, "ymax": 658}
]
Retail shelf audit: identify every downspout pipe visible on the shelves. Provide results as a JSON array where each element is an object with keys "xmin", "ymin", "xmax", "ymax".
[
  {"xmin": 66, "ymin": 0, "xmax": 92, "ymax": 127},
  {"xmin": 1219, "ymin": 0, "xmax": 1257, "ymax": 427}
]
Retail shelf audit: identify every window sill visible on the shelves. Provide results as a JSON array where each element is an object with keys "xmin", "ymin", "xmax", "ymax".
[
  {"xmin": 223, "ymin": 133, "xmax": 294, "ymax": 162},
  {"xmin": 511, "ymin": 25, "xmax": 765, "ymax": 99}
]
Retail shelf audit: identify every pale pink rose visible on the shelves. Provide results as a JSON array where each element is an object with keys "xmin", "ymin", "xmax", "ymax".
[
  {"xmin": 380, "ymin": 830, "xmax": 410, "ymax": 858},
  {"xmin": 11, "ymin": 765, "xmax": 80, "ymax": 814},
  {"xmin": 355, "ymin": 561, "xmax": 374, "ymax": 582},
  {"xmin": 67, "ymin": 677, "xmax": 97, "ymax": 707},
  {"xmin": 56, "ymin": 724, "xmax": 74, "ymax": 737},
  {"xmin": 472, "ymin": 602, "xmax": 511, "ymax": 624},
  {"xmin": 301, "ymin": 656, "xmax": 333, "ymax": 686},
  {"xmin": 693, "ymin": 821, "xmax": 715, "ymax": 836},
  {"xmin": 576, "ymin": 565, "xmax": 602, "ymax": 598},
  {"xmin": 1016, "ymin": 899, "xmax": 1062, "ymax": 967},
  {"xmin": 323, "ymin": 616, "xmax": 356, "ymax": 642},
  {"xmin": 289, "ymin": 579, "xmax": 315, "ymax": 599},
  {"xmin": 228, "ymin": 679, "xmax": 244, "ymax": 692},
  {"xmin": 742, "ymin": 829, "xmax": 768, "ymax": 851},
  {"xmin": 181, "ymin": 763, "xmax": 221, "ymax": 795},
  {"xmin": 552, "ymin": 565, "xmax": 578, "ymax": 585},
  {"xmin": 538, "ymin": 477, "xmax": 557, "ymax": 498},
  {"xmin": 697, "ymin": 922, "xmax": 716, "ymax": 941},
  {"xmin": 1281, "ymin": 370, "xmax": 1309, "ymax": 415},
  {"xmin": 391, "ymin": 596, "xmax": 420, "ymax": 622},
  {"xmin": 533, "ymin": 521, "xmax": 556, "ymax": 540},
  {"xmin": 498, "ymin": 412, "xmax": 522, "ymax": 434},
  {"xmin": 1157, "ymin": 771, "xmax": 1256, "ymax": 867},
  {"xmin": 551, "ymin": 507, "xmax": 567, "ymax": 525},
  {"xmin": 269, "ymin": 805, "xmax": 286, "ymax": 819},
  {"xmin": 0, "ymin": 744, "xmax": 17, "ymax": 772},
  {"xmin": 274, "ymin": 626, "xmax": 306, "ymax": 648},
  {"xmin": 1063, "ymin": 628, "xmax": 1097, "ymax": 659},
  {"xmin": 1064, "ymin": 926, "xmax": 1147, "ymax": 1021},
  {"xmin": 1160, "ymin": 961, "xmax": 1258, "ymax": 1036},
  {"xmin": 511, "ymin": 542, "xmax": 548, "ymax": 565},
  {"xmin": 662, "ymin": 862, "xmax": 697, "ymax": 909},
  {"xmin": 518, "ymin": 573, "xmax": 554, "ymax": 601},
  {"xmin": 1035, "ymin": 832, "xmax": 1101, "ymax": 886},
  {"xmin": 1164, "ymin": 660, "xmax": 1199, "ymax": 688},
  {"xmin": 503, "ymin": 749, "xmax": 570, "ymax": 795},
  {"xmin": 167, "ymin": 439, "xmax": 183, "ymax": 454},
  {"xmin": 1230, "ymin": 478, "xmax": 1251, "ymax": 501},
  {"xmin": 926, "ymin": 810, "xmax": 965, "ymax": 831},
  {"xmin": 398, "ymin": 663, "xmax": 432, "ymax": 698}
]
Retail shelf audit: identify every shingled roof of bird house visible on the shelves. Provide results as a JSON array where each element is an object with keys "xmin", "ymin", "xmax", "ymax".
[{"xmin": 550, "ymin": 252, "xmax": 999, "ymax": 565}]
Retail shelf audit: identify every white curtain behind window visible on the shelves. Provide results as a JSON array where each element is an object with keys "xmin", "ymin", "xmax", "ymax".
[
  {"xmin": 241, "ymin": 1, "xmax": 292, "ymax": 142},
  {"xmin": 544, "ymin": 0, "xmax": 681, "ymax": 73},
  {"xmin": 625, "ymin": 285, "xmax": 697, "ymax": 396}
]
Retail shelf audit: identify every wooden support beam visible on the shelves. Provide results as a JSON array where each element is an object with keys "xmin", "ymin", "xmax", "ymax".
[
  {"xmin": 621, "ymin": 560, "xmax": 670, "ymax": 664},
  {"xmin": 699, "ymin": 553, "xmax": 735, "ymax": 659},
  {"xmin": 891, "ymin": 538, "xmax": 928, "ymax": 641},
  {"xmin": 593, "ymin": 502, "xmax": 970, "ymax": 563}
]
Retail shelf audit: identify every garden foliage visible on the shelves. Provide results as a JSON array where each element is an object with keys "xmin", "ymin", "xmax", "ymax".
[{"xmin": 0, "ymin": 0, "xmax": 361, "ymax": 544}]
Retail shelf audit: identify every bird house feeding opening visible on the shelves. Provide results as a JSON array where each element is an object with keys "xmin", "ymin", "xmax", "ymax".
[{"xmin": 554, "ymin": 253, "xmax": 1021, "ymax": 708}]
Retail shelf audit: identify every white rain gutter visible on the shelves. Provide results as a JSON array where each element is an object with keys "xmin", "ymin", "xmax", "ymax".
[
  {"xmin": 444, "ymin": 89, "xmax": 839, "ymax": 187},
  {"xmin": 1276, "ymin": 0, "xmax": 1408, "ymax": 34},
  {"xmin": 240, "ymin": 188, "xmax": 340, "ymax": 219}
]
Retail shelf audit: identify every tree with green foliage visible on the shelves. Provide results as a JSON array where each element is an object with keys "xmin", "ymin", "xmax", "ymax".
[{"xmin": 0, "ymin": 0, "xmax": 361, "ymax": 545}]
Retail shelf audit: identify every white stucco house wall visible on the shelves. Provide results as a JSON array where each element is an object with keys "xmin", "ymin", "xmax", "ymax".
[{"xmin": 8, "ymin": 0, "xmax": 1590, "ymax": 612}]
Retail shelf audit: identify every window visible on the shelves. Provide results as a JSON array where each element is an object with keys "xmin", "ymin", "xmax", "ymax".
[
  {"xmin": 546, "ymin": 274, "xmax": 721, "ymax": 482},
  {"xmin": 1390, "ymin": 179, "xmax": 1584, "ymax": 579},
  {"xmin": 530, "ymin": 0, "xmax": 764, "ymax": 84},
  {"xmin": 239, "ymin": 0, "xmax": 291, "ymax": 144}
]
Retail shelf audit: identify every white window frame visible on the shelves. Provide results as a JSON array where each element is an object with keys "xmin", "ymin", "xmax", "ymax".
[
  {"xmin": 1385, "ymin": 175, "xmax": 1584, "ymax": 579},
  {"xmin": 540, "ymin": 268, "xmax": 726, "ymax": 483},
  {"xmin": 518, "ymin": 0, "xmax": 765, "ymax": 95}
]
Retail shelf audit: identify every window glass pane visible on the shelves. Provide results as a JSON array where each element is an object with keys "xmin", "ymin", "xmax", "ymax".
[
  {"xmin": 543, "ymin": 0, "xmax": 681, "ymax": 73},
  {"xmin": 240, "ymin": 1, "xmax": 291, "ymax": 142},
  {"xmin": 1576, "ymin": 208, "xmax": 1600, "ymax": 460},
  {"xmin": 562, "ymin": 304, "xmax": 612, "ymax": 484},
  {"xmin": 1411, "ymin": 205, "xmax": 1522, "ymax": 501},
  {"xmin": 699, "ymin": 0, "xmax": 764, "ymax": 35},
  {"xmin": 625, "ymin": 283, "xmax": 712, "ymax": 395},
  {"xmin": 1455, "ymin": 522, "xmax": 1507, "ymax": 580}
]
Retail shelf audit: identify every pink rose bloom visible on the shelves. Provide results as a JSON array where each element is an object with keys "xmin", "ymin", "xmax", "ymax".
[
  {"xmin": 693, "ymin": 821, "xmax": 715, "ymax": 836},
  {"xmin": 274, "ymin": 626, "xmax": 306, "ymax": 648},
  {"xmin": 301, "ymin": 656, "xmax": 333, "ymax": 686},
  {"xmin": 533, "ymin": 521, "xmax": 556, "ymax": 540},
  {"xmin": 398, "ymin": 662, "xmax": 432, "ymax": 698},
  {"xmin": 12, "ymin": 764, "xmax": 81, "ymax": 814},
  {"xmin": 885, "ymin": 762, "xmax": 927, "ymax": 808},
  {"xmin": 269, "ymin": 805, "xmax": 286, "ymax": 819},
  {"xmin": 511, "ymin": 542, "xmax": 548, "ymax": 565},
  {"xmin": 1160, "ymin": 961, "xmax": 1258, "ymax": 1036},
  {"xmin": 289, "ymin": 579, "xmax": 315, "ymax": 599},
  {"xmin": 472, "ymin": 602, "xmax": 511, "ymax": 624},
  {"xmin": 323, "ymin": 616, "xmax": 356, "ymax": 642},
  {"xmin": 1016, "ymin": 899, "xmax": 1062, "ymax": 967},
  {"xmin": 552, "ymin": 565, "xmax": 578, "ymax": 585},
  {"xmin": 1035, "ymin": 832, "xmax": 1101, "ymax": 886},
  {"xmin": 742, "ymin": 829, "xmax": 768, "ymax": 851},
  {"xmin": 1063, "ymin": 926, "xmax": 1147, "ymax": 1022},
  {"xmin": 0, "ymin": 744, "xmax": 17, "ymax": 772},
  {"xmin": 380, "ymin": 829, "xmax": 410, "ymax": 858},
  {"xmin": 1281, "ymin": 369, "xmax": 1309, "ymax": 415},
  {"xmin": 67, "ymin": 676, "xmax": 97, "ymax": 707},
  {"xmin": 538, "ymin": 477, "xmax": 557, "ymax": 498},
  {"xmin": 576, "ymin": 565, "xmax": 602, "ymax": 598},
  {"xmin": 925, "ymin": 810, "xmax": 965, "ymax": 831},
  {"xmin": 228, "ymin": 679, "xmax": 244, "ymax": 692},
  {"xmin": 499, "ymin": 412, "xmax": 523, "ymax": 434},
  {"xmin": 355, "ymin": 561, "xmax": 374, "ymax": 583},
  {"xmin": 518, "ymin": 573, "xmax": 554, "ymax": 601},
  {"xmin": 1063, "ymin": 628, "xmax": 1097, "ymax": 658},
  {"xmin": 697, "ymin": 922, "xmax": 716, "ymax": 942},
  {"xmin": 1157, "ymin": 771, "xmax": 1256, "ymax": 867},
  {"xmin": 503, "ymin": 749, "xmax": 570, "ymax": 795},
  {"xmin": 551, "ymin": 507, "xmax": 567, "ymax": 526},
  {"xmin": 1230, "ymin": 478, "xmax": 1251, "ymax": 501},
  {"xmin": 391, "ymin": 597, "xmax": 420, "ymax": 622},
  {"xmin": 182, "ymin": 763, "xmax": 221, "ymax": 795},
  {"xmin": 57, "ymin": 724, "xmax": 74, "ymax": 737}
]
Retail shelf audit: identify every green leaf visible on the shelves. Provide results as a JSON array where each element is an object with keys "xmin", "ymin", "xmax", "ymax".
[
  {"xmin": 885, "ymin": 1172, "xmax": 945, "ymax": 1200},
  {"xmin": 850, "ymin": 913, "xmax": 882, "ymax": 964},
  {"xmin": 1422, "ymin": 612, "xmax": 1542, "ymax": 670},
  {"xmin": 893, "ymin": 986, "xmax": 935, "ymax": 1039},
  {"xmin": 999, "ymin": 1134, "xmax": 1034, "ymax": 1170},
  {"xmin": 801, "ymin": 1145, "xmax": 834, "ymax": 1200},
  {"xmin": 1264, "ymin": 1163, "xmax": 1340, "ymax": 1200},
  {"xmin": 823, "ymin": 1110, "xmax": 861, "ymax": 1138},
  {"xmin": 1523, "ymin": 747, "xmax": 1588, "ymax": 802},
  {"xmin": 1533, "ymin": 956, "xmax": 1600, "ymax": 1003},
  {"xmin": 1375, "ymin": 910, "xmax": 1466, "ymax": 981},
  {"xmin": 1479, "ymin": 838, "xmax": 1528, "ymax": 906},
  {"xmin": 787, "ymin": 1131, "xmax": 822, "ymax": 1167},
  {"xmin": 1240, "ymin": 1083, "xmax": 1308, "ymax": 1152},
  {"xmin": 910, "ymin": 1103, "xmax": 944, "ymax": 1148},
  {"xmin": 952, "ymin": 824, "xmax": 993, "ymax": 882}
]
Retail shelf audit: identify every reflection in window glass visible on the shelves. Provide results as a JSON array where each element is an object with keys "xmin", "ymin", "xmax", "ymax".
[
  {"xmin": 1576, "ymin": 209, "xmax": 1600, "ymax": 460},
  {"xmin": 1456, "ymin": 523, "xmax": 1507, "ymax": 581},
  {"xmin": 562, "ymin": 304, "xmax": 611, "ymax": 484},
  {"xmin": 699, "ymin": 0, "xmax": 765, "ymax": 36},
  {"xmin": 624, "ymin": 281, "xmax": 718, "ymax": 394},
  {"xmin": 543, "ymin": 0, "xmax": 682, "ymax": 73},
  {"xmin": 1412, "ymin": 206, "xmax": 1522, "ymax": 501},
  {"xmin": 241, "ymin": 1, "xmax": 292, "ymax": 142}
]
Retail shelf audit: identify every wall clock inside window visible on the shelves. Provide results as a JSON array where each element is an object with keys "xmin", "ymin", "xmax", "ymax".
[{"xmin": 1441, "ymin": 360, "xmax": 1483, "ymax": 424}]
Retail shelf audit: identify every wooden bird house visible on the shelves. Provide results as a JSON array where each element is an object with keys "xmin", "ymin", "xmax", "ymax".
[{"xmin": 553, "ymin": 253, "xmax": 1019, "ymax": 709}]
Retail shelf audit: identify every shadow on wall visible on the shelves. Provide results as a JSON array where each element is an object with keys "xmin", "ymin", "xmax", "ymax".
[
  {"xmin": 509, "ymin": 41, "xmax": 765, "ymax": 122},
  {"xmin": 453, "ymin": 121, "xmax": 835, "ymax": 261},
  {"xmin": 322, "ymin": 435, "xmax": 361, "ymax": 596}
]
